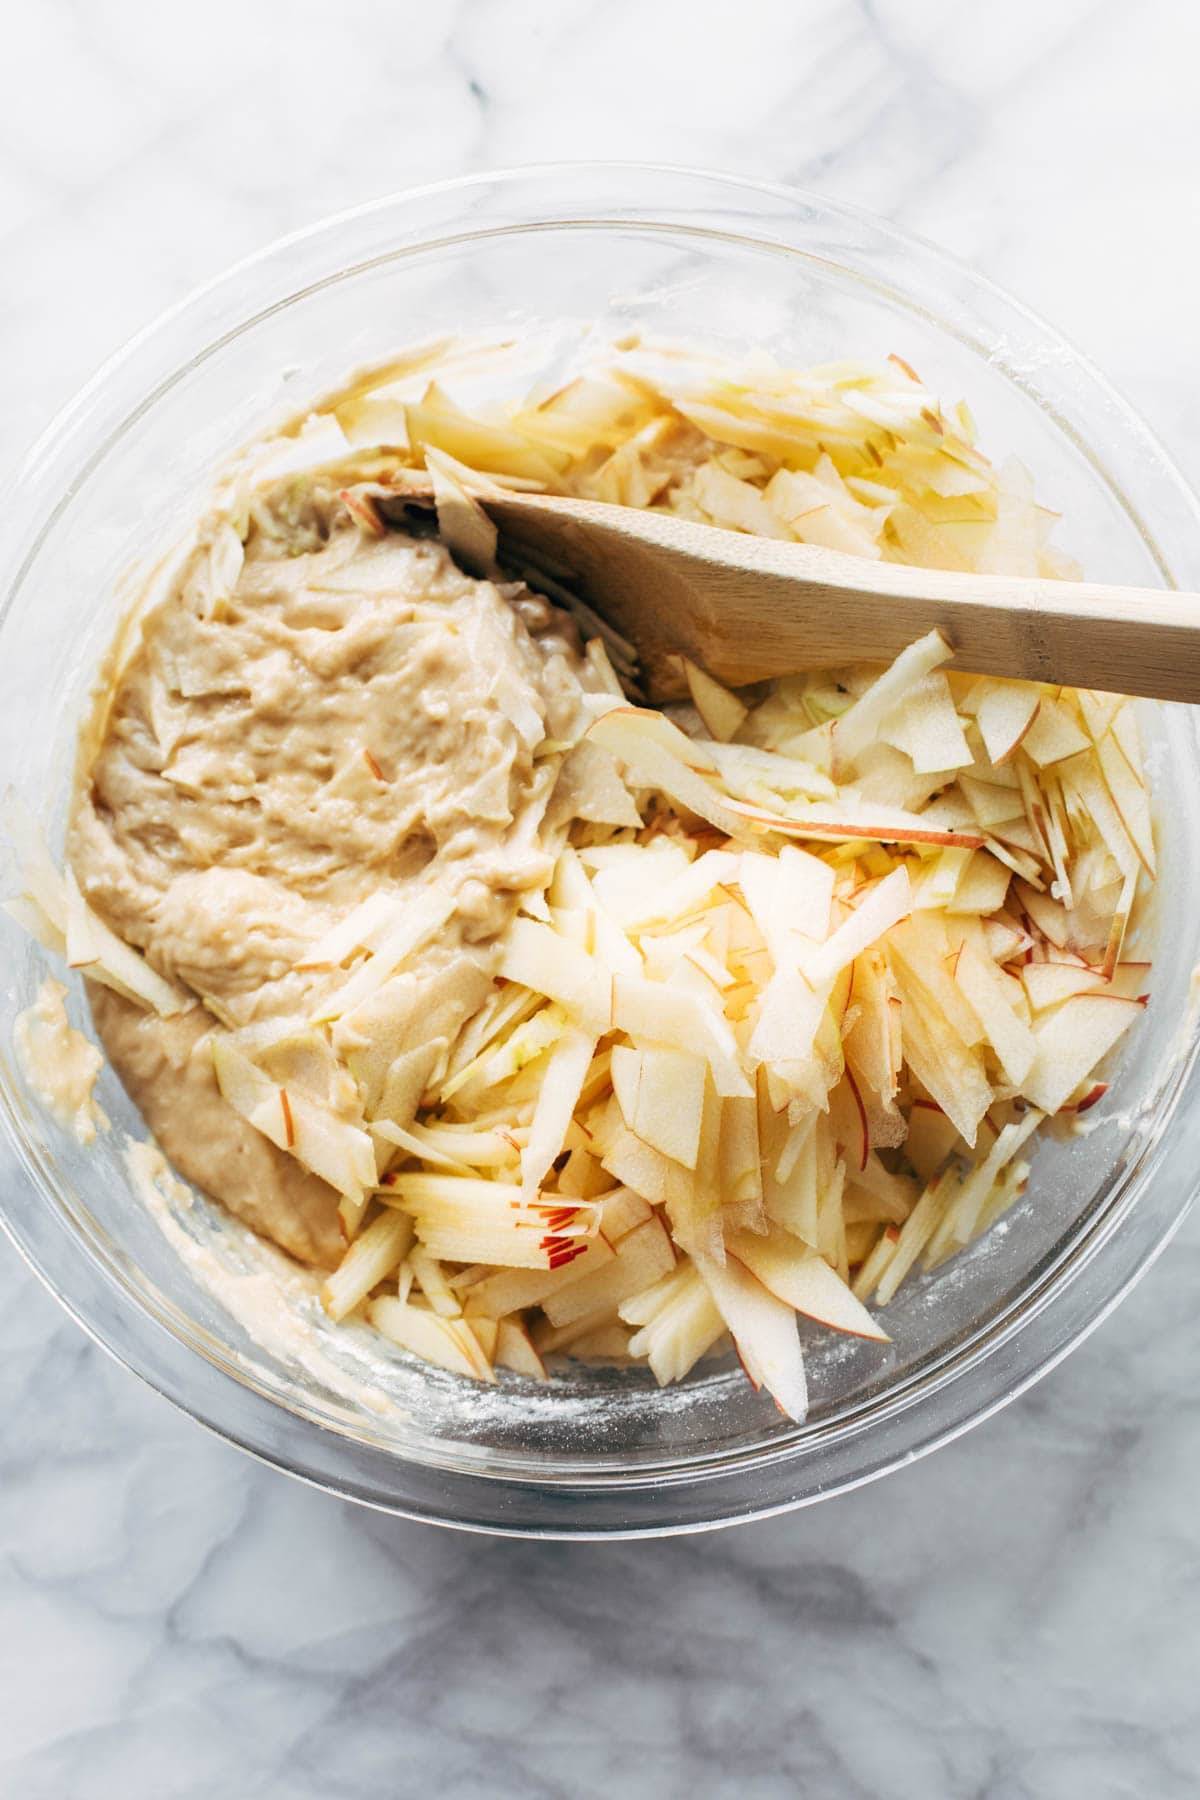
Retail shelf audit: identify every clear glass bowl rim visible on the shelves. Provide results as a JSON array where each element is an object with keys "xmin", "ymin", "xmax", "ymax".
[{"xmin": 2, "ymin": 161, "xmax": 1199, "ymax": 1538}]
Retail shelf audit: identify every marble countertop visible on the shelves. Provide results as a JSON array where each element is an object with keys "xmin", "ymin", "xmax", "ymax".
[{"xmin": 4, "ymin": 2, "xmax": 1200, "ymax": 1794}]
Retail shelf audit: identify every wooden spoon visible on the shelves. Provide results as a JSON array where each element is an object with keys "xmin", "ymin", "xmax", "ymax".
[{"xmin": 390, "ymin": 484, "xmax": 1200, "ymax": 704}]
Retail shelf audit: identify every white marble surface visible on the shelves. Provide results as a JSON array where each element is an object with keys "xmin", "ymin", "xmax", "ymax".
[{"xmin": 3, "ymin": 2, "xmax": 1200, "ymax": 1794}]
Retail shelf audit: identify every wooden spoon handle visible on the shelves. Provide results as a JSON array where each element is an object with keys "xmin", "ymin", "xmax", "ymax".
[
  {"xmin": 685, "ymin": 532, "xmax": 1200, "ymax": 703},
  {"xmin": 476, "ymin": 492, "xmax": 1200, "ymax": 703}
]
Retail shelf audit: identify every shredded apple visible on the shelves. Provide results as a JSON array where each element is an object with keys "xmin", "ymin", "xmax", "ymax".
[{"xmin": 9, "ymin": 337, "xmax": 1155, "ymax": 1420}]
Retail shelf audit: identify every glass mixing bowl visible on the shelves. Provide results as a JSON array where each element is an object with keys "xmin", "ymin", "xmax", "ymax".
[{"xmin": 2, "ymin": 165, "xmax": 1199, "ymax": 1538}]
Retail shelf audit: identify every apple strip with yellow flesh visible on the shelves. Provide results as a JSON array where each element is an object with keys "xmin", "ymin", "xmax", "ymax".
[
  {"xmin": 1076, "ymin": 688, "xmax": 1124, "ymax": 741},
  {"xmin": 680, "ymin": 656, "xmax": 749, "ymax": 741},
  {"xmin": 586, "ymin": 706, "xmax": 749, "ymax": 841},
  {"xmin": 800, "ymin": 865, "xmax": 911, "ymax": 985},
  {"xmin": 440, "ymin": 1002, "xmax": 564, "ymax": 1104},
  {"xmin": 611, "ymin": 1043, "xmax": 708, "ymax": 1168},
  {"xmin": 369, "ymin": 1297, "xmax": 496, "ymax": 1382},
  {"xmin": 871, "ymin": 1176, "xmax": 952, "ymax": 1305},
  {"xmin": 747, "ymin": 843, "xmax": 836, "ymax": 953},
  {"xmin": 596, "ymin": 1186, "xmax": 655, "ymax": 1238},
  {"xmin": 405, "ymin": 383, "xmax": 570, "ymax": 484},
  {"xmin": 696, "ymin": 1252, "xmax": 808, "ymax": 1421},
  {"xmin": 901, "ymin": 1099, "xmax": 960, "ymax": 1184},
  {"xmin": 1110, "ymin": 701, "xmax": 1147, "ymax": 777},
  {"xmin": 889, "ymin": 912, "xmax": 986, "ymax": 1047},
  {"xmin": 1020, "ymin": 962, "xmax": 1109, "ymax": 1010},
  {"xmin": 381, "ymin": 1175, "xmax": 601, "ymax": 1269},
  {"xmin": 498, "ymin": 919, "xmax": 612, "ymax": 1034},
  {"xmin": 910, "ymin": 845, "xmax": 971, "ymax": 911},
  {"xmin": 465, "ymin": 1314, "xmax": 500, "ymax": 1360},
  {"xmin": 843, "ymin": 1183, "xmax": 906, "ymax": 1227},
  {"xmin": 1106, "ymin": 961, "xmax": 1152, "ymax": 1001},
  {"xmin": 853, "ymin": 1151, "xmax": 920, "ymax": 1217},
  {"xmin": 374, "ymin": 1118, "xmax": 520, "ymax": 1171},
  {"xmin": 728, "ymin": 1227, "xmax": 890, "ymax": 1341},
  {"xmin": 886, "ymin": 963, "xmax": 993, "ymax": 1147},
  {"xmin": 408, "ymin": 1248, "xmax": 463, "ymax": 1317},
  {"xmin": 612, "ymin": 847, "xmax": 740, "ymax": 933},
  {"xmin": 851, "ymin": 1226, "xmax": 899, "ymax": 1301},
  {"xmin": 722, "ymin": 794, "xmax": 985, "ymax": 851},
  {"xmin": 557, "ymin": 1141, "xmax": 612, "ymax": 1199},
  {"xmin": 424, "ymin": 444, "xmax": 502, "ymax": 577},
  {"xmin": 640, "ymin": 921, "xmax": 728, "ymax": 988},
  {"xmin": 540, "ymin": 1216, "xmax": 676, "ymax": 1328},
  {"xmin": 584, "ymin": 839, "xmax": 692, "ymax": 920},
  {"xmin": 1020, "ymin": 698, "xmax": 1090, "ymax": 769},
  {"xmin": 747, "ymin": 966, "xmax": 834, "ymax": 1079},
  {"xmin": 612, "ymin": 973, "xmax": 753, "ymax": 1099},
  {"xmin": 312, "ymin": 888, "xmax": 456, "ymax": 1022},
  {"xmin": 63, "ymin": 871, "xmax": 190, "ymax": 1017},
  {"xmin": 719, "ymin": 1091, "xmax": 764, "ymax": 1221},
  {"xmin": 948, "ymin": 851, "xmax": 1012, "ymax": 916},
  {"xmin": 321, "ymin": 1210, "xmax": 414, "ymax": 1321},
  {"xmin": 562, "ymin": 1322, "xmax": 637, "ymax": 1359},
  {"xmin": 952, "ymin": 937, "xmax": 1037, "ymax": 1088},
  {"xmin": 533, "ymin": 1305, "xmax": 628, "ymax": 1356},
  {"xmin": 462, "ymin": 1233, "xmax": 617, "ymax": 1318},
  {"xmin": 494, "ymin": 1317, "xmax": 548, "ymax": 1380},
  {"xmin": 879, "ymin": 670, "xmax": 972, "ymax": 774},
  {"xmin": 619, "ymin": 1263, "xmax": 727, "ymax": 1384},
  {"xmin": 390, "ymin": 1220, "xmax": 588, "ymax": 1270},
  {"xmin": 974, "ymin": 679, "xmax": 1042, "ymax": 766},
  {"xmin": 551, "ymin": 852, "xmax": 644, "ymax": 976},
  {"xmin": 662, "ymin": 1072, "xmax": 725, "ymax": 1263},
  {"xmin": 441, "ymin": 982, "xmax": 541, "ymax": 1086},
  {"xmin": 1093, "ymin": 731, "xmax": 1155, "ymax": 878},
  {"xmin": 211, "ymin": 1036, "xmax": 377, "ymax": 1204},
  {"xmin": 704, "ymin": 740, "xmax": 837, "ymax": 805},
  {"xmin": 1019, "ymin": 992, "xmax": 1146, "ymax": 1115},
  {"xmin": 944, "ymin": 1108, "xmax": 1045, "ymax": 1247},
  {"xmin": 845, "ymin": 941, "xmax": 901, "ymax": 1072},
  {"xmin": 296, "ymin": 890, "xmax": 397, "ymax": 971},
  {"xmin": 961, "ymin": 774, "xmax": 1029, "ymax": 830},
  {"xmin": 763, "ymin": 1110, "xmax": 821, "ymax": 1246},
  {"xmin": 373, "ymin": 1128, "xmax": 470, "ymax": 1179},
  {"xmin": 520, "ymin": 1025, "xmax": 597, "ymax": 1201},
  {"xmin": 381, "ymin": 1171, "xmax": 574, "ymax": 1216},
  {"xmin": 1058, "ymin": 754, "xmax": 1140, "ymax": 884},
  {"xmin": 816, "ymin": 1155, "xmax": 850, "ymax": 1281},
  {"xmin": 600, "ymin": 1125, "xmax": 673, "ymax": 1205},
  {"xmin": 831, "ymin": 629, "xmax": 953, "ymax": 770}
]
